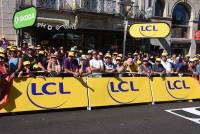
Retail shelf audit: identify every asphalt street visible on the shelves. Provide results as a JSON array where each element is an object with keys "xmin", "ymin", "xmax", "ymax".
[{"xmin": 0, "ymin": 101, "xmax": 200, "ymax": 134}]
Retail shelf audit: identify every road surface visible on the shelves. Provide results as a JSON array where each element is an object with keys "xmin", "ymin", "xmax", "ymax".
[{"xmin": 0, "ymin": 101, "xmax": 200, "ymax": 134}]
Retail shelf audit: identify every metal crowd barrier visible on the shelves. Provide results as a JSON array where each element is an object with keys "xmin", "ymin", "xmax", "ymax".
[{"xmin": 17, "ymin": 71, "xmax": 196, "ymax": 78}]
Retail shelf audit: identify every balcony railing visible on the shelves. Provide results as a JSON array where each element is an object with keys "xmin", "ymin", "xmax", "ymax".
[
  {"xmin": 20, "ymin": 0, "xmax": 117, "ymax": 14},
  {"xmin": 171, "ymin": 25, "xmax": 189, "ymax": 38}
]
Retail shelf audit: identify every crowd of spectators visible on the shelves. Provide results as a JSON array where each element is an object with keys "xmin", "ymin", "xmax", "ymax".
[{"xmin": 1, "ymin": 36, "xmax": 200, "ymax": 78}]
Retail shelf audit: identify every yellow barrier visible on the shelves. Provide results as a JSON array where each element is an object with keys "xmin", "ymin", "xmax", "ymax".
[
  {"xmin": 0, "ymin": 77, "xmax": 88, "ymax": 113},
  {"xmin": 0, "ymin": 76, "xmax": 200, "ymax": 113},
  {"xmin": 151, "ymin": 77, "xmax": 200, "ymax": 102},
  {"xmin": 87, "ymin": 77, "xmax": 152, "ymax": 107}
]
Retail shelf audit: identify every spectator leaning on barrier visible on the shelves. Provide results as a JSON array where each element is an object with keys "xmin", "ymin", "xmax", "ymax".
[
  {"xmin": 138, "ymin": 58, "xmax": 152, "ymax": 76},
  {"xmin": 116, "ymin": 56, "xmax": 125, "ymax": 73},
  {"xmin": 161, "ymin": 52, "xmax": 173, "ymax": 74},
  {"xmin": 89, "ymin": 50, "xmax": 104, "ymax": 73},
  {"xmin": 37, "ymin": 50, "xmax": 47, "ymax": 71},
  {"xmin": 8, "ymin": 47, "xmax": 22, "ymax": 77},
  {"xmin": 18, "ymin": 61, "xmax": 32, "ymax": 78},
  {"xmin": 23, "ymin": 45, "xmax": 37, "ymax": 70},
  {"xmin": 104, "ymin": 53, "xmax": 116, "ymax": 73},
  {"xmin": 63, "ymin": 51, "xmax": 79, "ymax": 77},
  {"xmin": 79, "ymin": 55, "xmax": 92, "ymax": 77},
  {"xmin": 112, "ymin": 52, "xmax": 118, "ymax": 65},
  {"xmin": 152, "ymin": 58, "xmax": 165, "ymax": 75},
  {"xmin": 124, "ymin": 58, "xmax": 138, "ymax": 73},
  {"xmin": 185, "ymin": 58, "xmax": 197, "ymax": 76},
  {"xmin": 174, "ymin": 57, "xmax": 184, "ymax": 73},
  {"xmin": 47, "ymin": 54, "xmax": 61, "ymax": 76}
]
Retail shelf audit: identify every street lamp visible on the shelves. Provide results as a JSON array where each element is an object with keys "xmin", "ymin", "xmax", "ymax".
[{"xmin": 118, "ymin": 0, "xmax": 134, "ymax": 58}]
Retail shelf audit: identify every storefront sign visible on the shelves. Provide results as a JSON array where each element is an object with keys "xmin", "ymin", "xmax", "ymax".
[
  {"xmin": 129, "ymin": 23, "xmax": 170, "ymax": 38},
  {"xmin": 194, "ymin": 30, "xmax": 200, "ymax": 40},
  {"xmin": 37, "ymin": 22, "xmax": 76, "ymax": 30},
  {"xmin": 13, "ymin": 7, "xmax": 37, "ymax": 29}
]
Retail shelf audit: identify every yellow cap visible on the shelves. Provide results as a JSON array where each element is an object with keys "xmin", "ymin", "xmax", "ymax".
[
  {"xmin": 10, "ymin": 48, "xmax": 17, "ymax": 51},
  {"xmin": 68, "ymin": 51, "xmax": 75, "ymax": 57},
  {"xmin": 39, "ymin": 51, "xmax": 45, "ymax": 55},
  {"xmin": 161, "ymin": 52, "xmax": 168, "ymax": 56},
  {"xmin": 189, "ymin": 59, "xmax": 195, "ymax": 62},
  {"xmin": 105, "ymin": 53, "xmax": 112, "ymax": 58},
  {"xmin": 185, "ymin": 54, "xmax": 190, "ymax": 58},
  {"xmin": 156, "ymin": 58, "xmax": 161, "ymax": 62},
  {"xmin": 23, "ymin": 61, "xmax": 30, "ymax": 66},
  {"xmin": 81, "ymin": 55, "xmax": 87, "ymax": 60},
  {"xmin": 12, "ymin": 45, "xmax": 17, "ymax": 49},
  {"xmin": 33, "ymin": 64, "xmax": 39, "ymax": 69},
  {"xmin": 113, "ymin": 52, "xmax": 118, "ymax": 55},
  {"xmin": 0, "ymin": 47, "xmax": 5, "ymax": 53},
  {"xmin": 7, "ymin": 46, "xmax": 12, "ymax": 49},
  {"xmin": 118, "ymin": 54, "xmax": 123, "ymax": 58},
  {"xmin": 116, "ymin": 56, "xmax": 122, "ymax": 60},
  {"xmin": 193, "ymin": 57, "xmax": 199, "ymax": 61},
  {"xmin": 0, "ymin": 53, "xmax": 5, "ymax": 58},
  {"xmin": 137, "ymin": 60, "xmax": 142, "ymax": 65}
]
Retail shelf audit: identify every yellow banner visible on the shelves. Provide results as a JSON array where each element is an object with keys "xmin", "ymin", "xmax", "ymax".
[
  {"xmin": 151, "ymin": 77, "xmax": 200, "ymax": 102},
  {"xmin": 0, "ymin": 77, "xmax": 88, "ymax": 113},
  {"xmin": 1, "ymin": 77, "xmax": 200, "ymax": 113},
  {"xmin": 87, "ymin": 77, "xmax": 152, "ymax": 107}
]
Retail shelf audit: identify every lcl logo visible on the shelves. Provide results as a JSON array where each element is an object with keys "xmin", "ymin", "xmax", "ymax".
[
  {"xmin": 27, "ymin": 81, "xmax": 71, "ymax": 109},
  {"xmin": 165, "ymin": 80, "xmax": 190, "ymax": 99},
  {"xmin": 166, "ymin": 80, "xmax": 190, "ymax": 90},
  {"xmin": 31, "ymin": 82, "xmax": 71, "ymax": 95},
  {"xmin": 140, "ymin": 25, "xmax": 158, "ymax": 32},
  {"xmin": 108, "ymin": 81, "xmax": 139, "ymax": 104}
]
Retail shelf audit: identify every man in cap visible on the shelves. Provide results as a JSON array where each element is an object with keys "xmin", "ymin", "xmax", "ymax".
[
  {"xmin": 116, "ymin": 56, "xmax": 125, "ymax": 74},
  {"xmin": 161, "ymin": 52, "xmax": 173, "ymax": 74},
  {"xmin": 124, "ymin": 58, "xmax": 138, "ymax": 73},
  {"xmin": 104, "ymin": 53, "xmax": 116, "ymax": 73},
  {"xmin": 63, "ymin": 51, "xmax": 79, "ymax": 77},
  {"xmin": 152, "ymin": 58, "xmax": 165, "ymax": 75},
  {"xmin": 22, "ymin": 45, "xmax": 37, "ymax": 70},
  {"xmin": 89, "ymin": 50, "xmax": 104, "ymax": 74},
  {"xmin": 87, "ymin": 50, "xmax": 93, "ymax": 60},
  {"xmin": 18, "ymin": 61, "xmax": 33, "ymax": 77},
  {"xmin": 138, "ymin": 58, "xmax": 152, "ymax": 76},
  {"xmin": 47, "ymin": 54, "xmax": 61, "ymax": 76},
  {"xmin": 35, "ymin": 50, "xmax": 47, "ymax": 71},
  {"xmin": 8, "ymin": 47, "xmax": 22, "ymax": 75},
  {"xmin": 79, "ymin": 55, "xmax": 92, "ymax": 77},
  {"xmin": 112, "ymin": 52, "xmax": 118, "ymax": 65}
]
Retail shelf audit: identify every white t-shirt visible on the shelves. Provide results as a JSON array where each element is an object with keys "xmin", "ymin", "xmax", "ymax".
[
  {"xmin": 161, "ymin": 60, "xmax": 172, "ymax": 72},
  {"xmin": 89, "ymin": 59, "xmax": 104, "ymax": 69}
]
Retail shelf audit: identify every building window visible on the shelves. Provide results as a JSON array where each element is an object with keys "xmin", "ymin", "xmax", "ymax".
[
  {"xmin": 155, "ymin": 0, "xmax": 164, "ymax": 17},
  {"xmin": 148, "ymin": 0, "xmax": 152, "ymax": 7},
  {"xmin": 171, "ymin": 3, "xmax": 190, "ymax": 38},
  {"xmin": 172, "ymin": 3, "xmax": 190, "ymax": 25}
]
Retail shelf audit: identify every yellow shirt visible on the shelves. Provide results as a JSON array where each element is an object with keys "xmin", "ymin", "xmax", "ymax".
[{"xmin": 124, "ymin": 61, "xmax": 138, "ymax": 72}]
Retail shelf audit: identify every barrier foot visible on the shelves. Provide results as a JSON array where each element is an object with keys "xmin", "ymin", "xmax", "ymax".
[
  {"xmin": 188, "ymin": 100, "xmax": 193, "ymax": 103},
  {"xmin": 152, "ymin": 102, "xmax": 155, "ymax": 105},
  {"xmin": 87, "ymin": 107, "xmax": 91, "ymax": 111}
]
